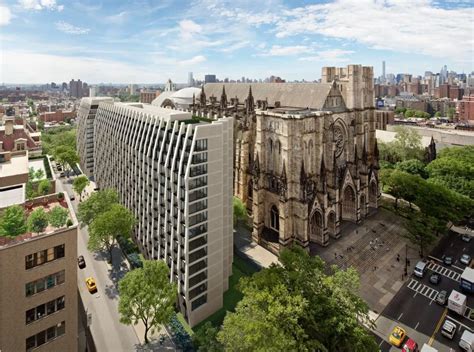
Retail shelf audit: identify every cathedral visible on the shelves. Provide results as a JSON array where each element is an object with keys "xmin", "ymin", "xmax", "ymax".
[{"xmin": 166, "ymin": 64, "xmax": 379, "ymax": 253}]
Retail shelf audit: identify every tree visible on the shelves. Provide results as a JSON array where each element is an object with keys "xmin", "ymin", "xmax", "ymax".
[
  {"xmin": 0, "ymin": 205, "xmax": 27, "ymax": 237},
  {"xmin": 73, "ymin": 175, "xmax": 90, "ymax": 201},
  {"xmin": 392, "ymin": 126, "xmax": 424, "ymax": 161},
  {"xmin": 35, "ymin": 168, "xmax": 45, "ymax": 180},
  {"xmin": 396, "ymin": 159, "xmax": 428, "ymax": 178},
  {"xmin": 87, "ymin": 204, "xmax": 136, "ymax": 262},
  {"xmin": 37, "ymin": 179, "xmax": 51, "ymax": 195},
  {"xmin": 48, "ymin": 206, "xmax": 69, "ymax": 228},
  {"xmin": 77, "ymin": 189, "xmax": 119, "ymax": 227},
  {"xmin": 118, "ymin": 260, "xmax": 176, "ymax": 344},
  {"xmin": 447, "ymin": 107, "xmax": 456, "ymax": 120},
  {"xmin": 218, "ymin": 247, "xmax": 378, "ymax": 352},
  {"xmin": 394, "ymin": 107, "xmax": 407, "ymax": 115},
  {"xmin": 404, "ymin": 109, "xmax": 415, "ymax": 118},
  {"xmin": 193, "ymin": 322, "xmax": 223, "ymax": 352},
  {"xmin": 233, "ymin": 196, "xmax": 247, "ymax": 226},
  {"xmin": 28, "ymin": 208, "xmax": 49, "ymax": 234},
  {"xmin": 404, "ymin": 213, "xmax": 437, "ymax": 257},
  {"xmin": 434, "ymin": 112, "xmax": 442, "ymax": 118},
  {"xmin": 426, "ymin": 146, "xmax": 474, "ymax": 198}
]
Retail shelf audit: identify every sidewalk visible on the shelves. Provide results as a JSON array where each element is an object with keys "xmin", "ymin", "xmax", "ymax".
[{"xmin": 234, "ymin": 223, "xmax": 279, "ymax": 268}]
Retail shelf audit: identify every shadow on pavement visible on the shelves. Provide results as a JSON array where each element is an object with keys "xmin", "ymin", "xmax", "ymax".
[{"xmin": 134, "ymin": 337, "xmax": 176, "ymax": 351}]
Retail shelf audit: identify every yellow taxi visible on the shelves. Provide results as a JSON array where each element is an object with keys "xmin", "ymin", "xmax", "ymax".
[
  {"xmin": 85, "ymin": 277, "xmax": 97, "ymax": 293},
  {"xmin": 389, "ymin": 326, "xmax": 406, "ymax": 347}
]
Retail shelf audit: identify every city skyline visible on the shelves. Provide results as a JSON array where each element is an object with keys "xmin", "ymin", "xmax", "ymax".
[{"xmin": 0, "ymin": 0, "xmax": 473, "ymax": 84}]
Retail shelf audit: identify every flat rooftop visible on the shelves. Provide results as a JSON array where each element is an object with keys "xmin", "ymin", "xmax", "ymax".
[
  {"xmin": 99, "ymin": 101, "xmax": 192, "ymax": 122},
  {"xmin": 0, "ymin": 153, "xmax": 28, "ymax": 178}
]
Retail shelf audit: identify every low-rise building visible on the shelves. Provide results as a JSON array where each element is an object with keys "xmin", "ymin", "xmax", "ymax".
[{"xmin": 0, "ymin": 150, "xmax": 78, "ymax": 352}]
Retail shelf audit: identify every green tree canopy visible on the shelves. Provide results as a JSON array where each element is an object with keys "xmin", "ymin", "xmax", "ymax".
[
  {"xmin": 118, "ymin": 260, "xmax": 176, "ymax": 344},
  {"xmin": 73, "ymin": 175, "xmax": 90, "ymax": 201},
  {"xmin": 37, "ymin": 179, "xmax": 51, "ymax": 195},
  {"xmin": 404, "ymin": 213, "xmax": 437, "ymax": 257},
  {"xmin": 426, "ymin": 146, "xmax": 474, "ymax": 199},
  {"xmin": 35, "ymin": 168, "xmax": 45, "ymax": 180},
  {"xmin": 193, "ymin": 322, "xmax": 223, "ymax": 352},
  {"xmin": 0, "ymin": 205, "xmax": 27, "ymax": 237},
  {"xmin": 447, "ymin": 107, "xmax": 456, "ymax": 120},
  {"xmin": 392, "ymin": 126, "xmax": 424, "ymax": 161},
  {"xmin": 218, "ymin": 247, "xmax": 378, "ymax": 352},
  {"xmin": 434, "ymin": 112, "xmax": 442, "ymax": 118},
  {"xmin": 87, "ymin": 203, "xmax": 136, "ymax": 262},
  {"xmin": 48, "ymin": 206, "xmax": 69, "ymax": 228},
  {"xmin": 77, "ymin": 189, "xmax": 119, "ymax": 227},
  {"xmin": 233, "ymin": 196, "xmax": 247, "ymax": 226},
  {"xmin": 28, "ymin": 208, "xmax": 49, "ymax": 234},
  {"xmin": 396, "ymin": 159, "xmax": 428, "ymax": 178}
]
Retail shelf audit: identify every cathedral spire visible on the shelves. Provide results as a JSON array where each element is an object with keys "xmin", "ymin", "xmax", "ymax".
[
  {"xmin": 246, "ymin": 85, "xmax": 255, "ymax": 115},
  {"xmin": 220, "ymin": 85, "xmax": 227, "ymax": 110},
  {"xmin": 200, "ymin": 85, "xmax": 206, "ymax": 106}
]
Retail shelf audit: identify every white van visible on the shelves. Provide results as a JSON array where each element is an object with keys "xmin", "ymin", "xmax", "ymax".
[
  {"xmin": 441, "ymin": 319, "xmax": 457, "ymax": 340},
  {"xmin": 414, "ymin": 261, "xmax": 427, "ymax": 278},
  {"xmin": 459, "ymin": 330, "xmax": 474, "ymax": 351}
]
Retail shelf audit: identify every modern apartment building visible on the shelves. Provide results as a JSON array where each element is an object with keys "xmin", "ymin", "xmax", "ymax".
[
  {"xmin": 76, "ymin": 97, "xmax": 114, "ymax": 178},
  {"xmin": 79, "ymin": 100, "xmax": 233, "ymax": 327},
  {"xmin": 0, "ymin": 151, "xmax": 78, "ymax": 352}
]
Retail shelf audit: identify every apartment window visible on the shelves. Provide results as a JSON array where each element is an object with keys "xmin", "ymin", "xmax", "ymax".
[
  {"xmin": 194, "ymin": 139, "xmax": 208, "ymax": 151},
  {"xmin": 26, "ymin": 321, "xmax": 65, "ymax": 351},
  {"xmin": 25, "ymin": 244, "xmax": 65, "ymax": 269},
  {"xmin": 32, "ymin": 271, "xmax": 62, "ymax": 290},
  {"xmin": 191, "ymin": 294, "xmax": 207, "ymax": 311},
  {"xmin": 25, "ymin": 296, "xmax": 65, "ymax": 325}
]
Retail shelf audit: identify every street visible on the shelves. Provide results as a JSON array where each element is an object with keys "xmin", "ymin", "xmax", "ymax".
[
  {"xmin": 56, "ymin": 176, "xmax": 141, "ymax": 351},
  {"xmin": 376, "ymin": 231, "xmax": 474, "ymax": 351}
]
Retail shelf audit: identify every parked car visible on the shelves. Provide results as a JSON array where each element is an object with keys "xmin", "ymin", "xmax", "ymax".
[
  {"xmin": 462, "ymin": 234, "xmax": 472, "ymax": 243},
  {"xmin": 85, "ymin": 277, "xmax": 97, "ymax": 293},
  {"xmin": 441, "ymin": 319, "xmax": 457, "ymax": 339},
  {"xmin": 444, "ymin": 256, "xmax": 453, "ymax": 266},
  {"xmin": 403, "ymin": 338, "xmax": 419, "ymax": 352},
  {"xmin": 429, "ymin": 273, "xmax": 442, "ymax": 285},
  {"xmin": 77, "ymin": 255, "xmax": 86, "ymax": 269},
  {"xmin": 436, "ymin": 290, "xmax": 448, "ymax": 305},
  {"xmin": 460, "ymin": 254, "xmax": 471, "ymax": 266},
  {"xmin": 389, "ymin": 326, "xmax": 406, "ymax": 347},
  {"xmin": 414, "ymin": 261, "xmax": 427, "ymax": 278}
]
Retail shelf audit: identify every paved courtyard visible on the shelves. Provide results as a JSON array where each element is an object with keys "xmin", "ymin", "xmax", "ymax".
[{"xmin": 312, "ymin": 208, "xmax": 421, "ymax": 314}]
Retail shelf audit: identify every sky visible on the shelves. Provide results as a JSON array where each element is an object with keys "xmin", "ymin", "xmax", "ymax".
[{"xmin": 0, "ymin": 0, "xmax": 473, "ymax": 84}]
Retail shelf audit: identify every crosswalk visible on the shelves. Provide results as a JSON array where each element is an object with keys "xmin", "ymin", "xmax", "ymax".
[
  {"xmin": 426, "ymin": 262, "xmax": 461, "ymax": 281},
  {"xmin": 407, "ymin": 278, "xmax": 439, "ymax": 301}
]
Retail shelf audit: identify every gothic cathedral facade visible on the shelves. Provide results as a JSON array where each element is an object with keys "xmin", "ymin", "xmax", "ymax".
[{"xmin": 193, "ymin": 64, "xmax": 380, "ymax": 253}]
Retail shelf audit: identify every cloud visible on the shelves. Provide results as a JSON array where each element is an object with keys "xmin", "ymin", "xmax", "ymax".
[
  {"xmin": 260, "ymin": 45, "xmax": 310, "ymax": 56},
  {"xmin": 274, "ymin": 0, "xmax": 473, "ymax": 60},
  {"xmin": 105, "ymin": 11, "xmax": 129, "ymax": 24},
  {"xmin": 299, "ymin": 49, "xmax": 354, "ymax": 63},
  {"xmin": 178, "ymin": 55, "xmax": 207, "ymax": 66},
  {"xmin": 0, "ymin": 5, "xmax": 12, "ymax": 25},
  {"xmin": 218, "ymin": 40, "xmax": 251, "ymax": 53},
  {"xmin": 55, "ymin": 21, "xmax": 90, "ymax": 35},
  {"xmin": 2, "ymin": 50, "xmax": 169, "ymax": 83},
  {"xmin": 18, "ymin": 0, "xmax": 63, "ymax": 11},
  {"xmin": 179, "ymin": 19, "xmax": 202, "ymax": 40}
]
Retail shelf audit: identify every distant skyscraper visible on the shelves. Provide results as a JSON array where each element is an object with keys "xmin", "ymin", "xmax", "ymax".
[
  {"xmin": 69, "ymin": 79, "xmax": 83, "ymax": 98},
  {"xmin": 204, "ymin": 74, "xmax": 216, "ymax": 83},
  {"xmin": 188, "ymin": 72, "xmax": 194, "ymax": 87},
  {"xmin": 89, "ymin": 86, "xmax": 97, "ymax": 97},
  {"xmin": 129, "ymin": 84, "xmax": 137, "ymax": 95},
  {"xmin": 382, "ymin": 61, "xmax": 386, "ymax": 82}
]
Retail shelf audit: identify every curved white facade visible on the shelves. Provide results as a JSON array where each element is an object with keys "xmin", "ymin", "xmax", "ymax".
[{"xmin": 78, "ymin": 100, "xmax": 233, "ymax": 327}]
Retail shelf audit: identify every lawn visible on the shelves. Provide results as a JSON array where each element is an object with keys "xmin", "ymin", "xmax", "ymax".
[{"xmin": 192, "ymin": 254, "xmax": 259, "ymax": 331}]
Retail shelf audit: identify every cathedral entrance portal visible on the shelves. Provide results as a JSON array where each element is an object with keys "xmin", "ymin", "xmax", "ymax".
[
  {"xmin": 310, "ymin": 211, "xmax": 324, "ymax": 243},
  {"xmin": 342, "ymin": 186, "xmax": 356, "ymax": 222}
]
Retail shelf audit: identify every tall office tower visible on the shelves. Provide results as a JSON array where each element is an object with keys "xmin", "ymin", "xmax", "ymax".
[
  {"xmin": 69, "ymin": 79, "xmax": 83, "ymax": 98},
  {"xmin": 89, "ymin": 86, "xmax": 97, "ymax": 97},
  {"xmin": 76, "ymin": 97, "xmax": 114, "ymax": 178},
  {"xmin": 78, "ymin": 100, "xmax": 233, "ymax": 327},
  {"xmin": 129, "ymin": 84, "xmax": 137, "ymax": 95},
  {"xmin": 204, "ymin": 74, "xmax": 216, "ymax": 83},
  {"xmin": 0, "ymin": 150, "xmax": 78, "ymax": 352},
  {"xmin": 188, "ymin": 72, "xmax": 194, "ymax": 87},
  {"xmin": 382, "ymin": 61, "xmax": 386, "ymax": 82}
]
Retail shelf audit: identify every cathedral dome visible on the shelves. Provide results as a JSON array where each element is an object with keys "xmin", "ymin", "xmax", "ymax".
[{"xmin": 171, "ymin": 87, "xmax": 201, "ymax": 108}]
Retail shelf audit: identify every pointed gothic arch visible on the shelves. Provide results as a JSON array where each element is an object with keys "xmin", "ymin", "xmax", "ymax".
[
  {"xmin": 342, "ymin": 185, "xmax": 356, "ymax": 222},
  {"xmin": 310, "ymin": 211, "xmax": 324, "ymax": 243},
  {"xmin": 270, "ymin": 205, "xmax": 279, "ymax": 232},
  {"xmin": 360, "ymin": 193, "xmax": 367, "ymax": 218},
  {"xmin": 327, "ymin": 211, "xmax": 336, "ymax": 236},
  {"xmin": 369, "ymin": 180, "xmax": 378, "ymax": 208}
]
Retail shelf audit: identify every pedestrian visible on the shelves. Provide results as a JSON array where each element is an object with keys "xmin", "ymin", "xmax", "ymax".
[
  {"xmin": 396, "ymin": 254, "xmax": 400, "ymax": 262},
  {"xmin": 335, "ymin": 252, "xmax": 337, "ymax": 259}
]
